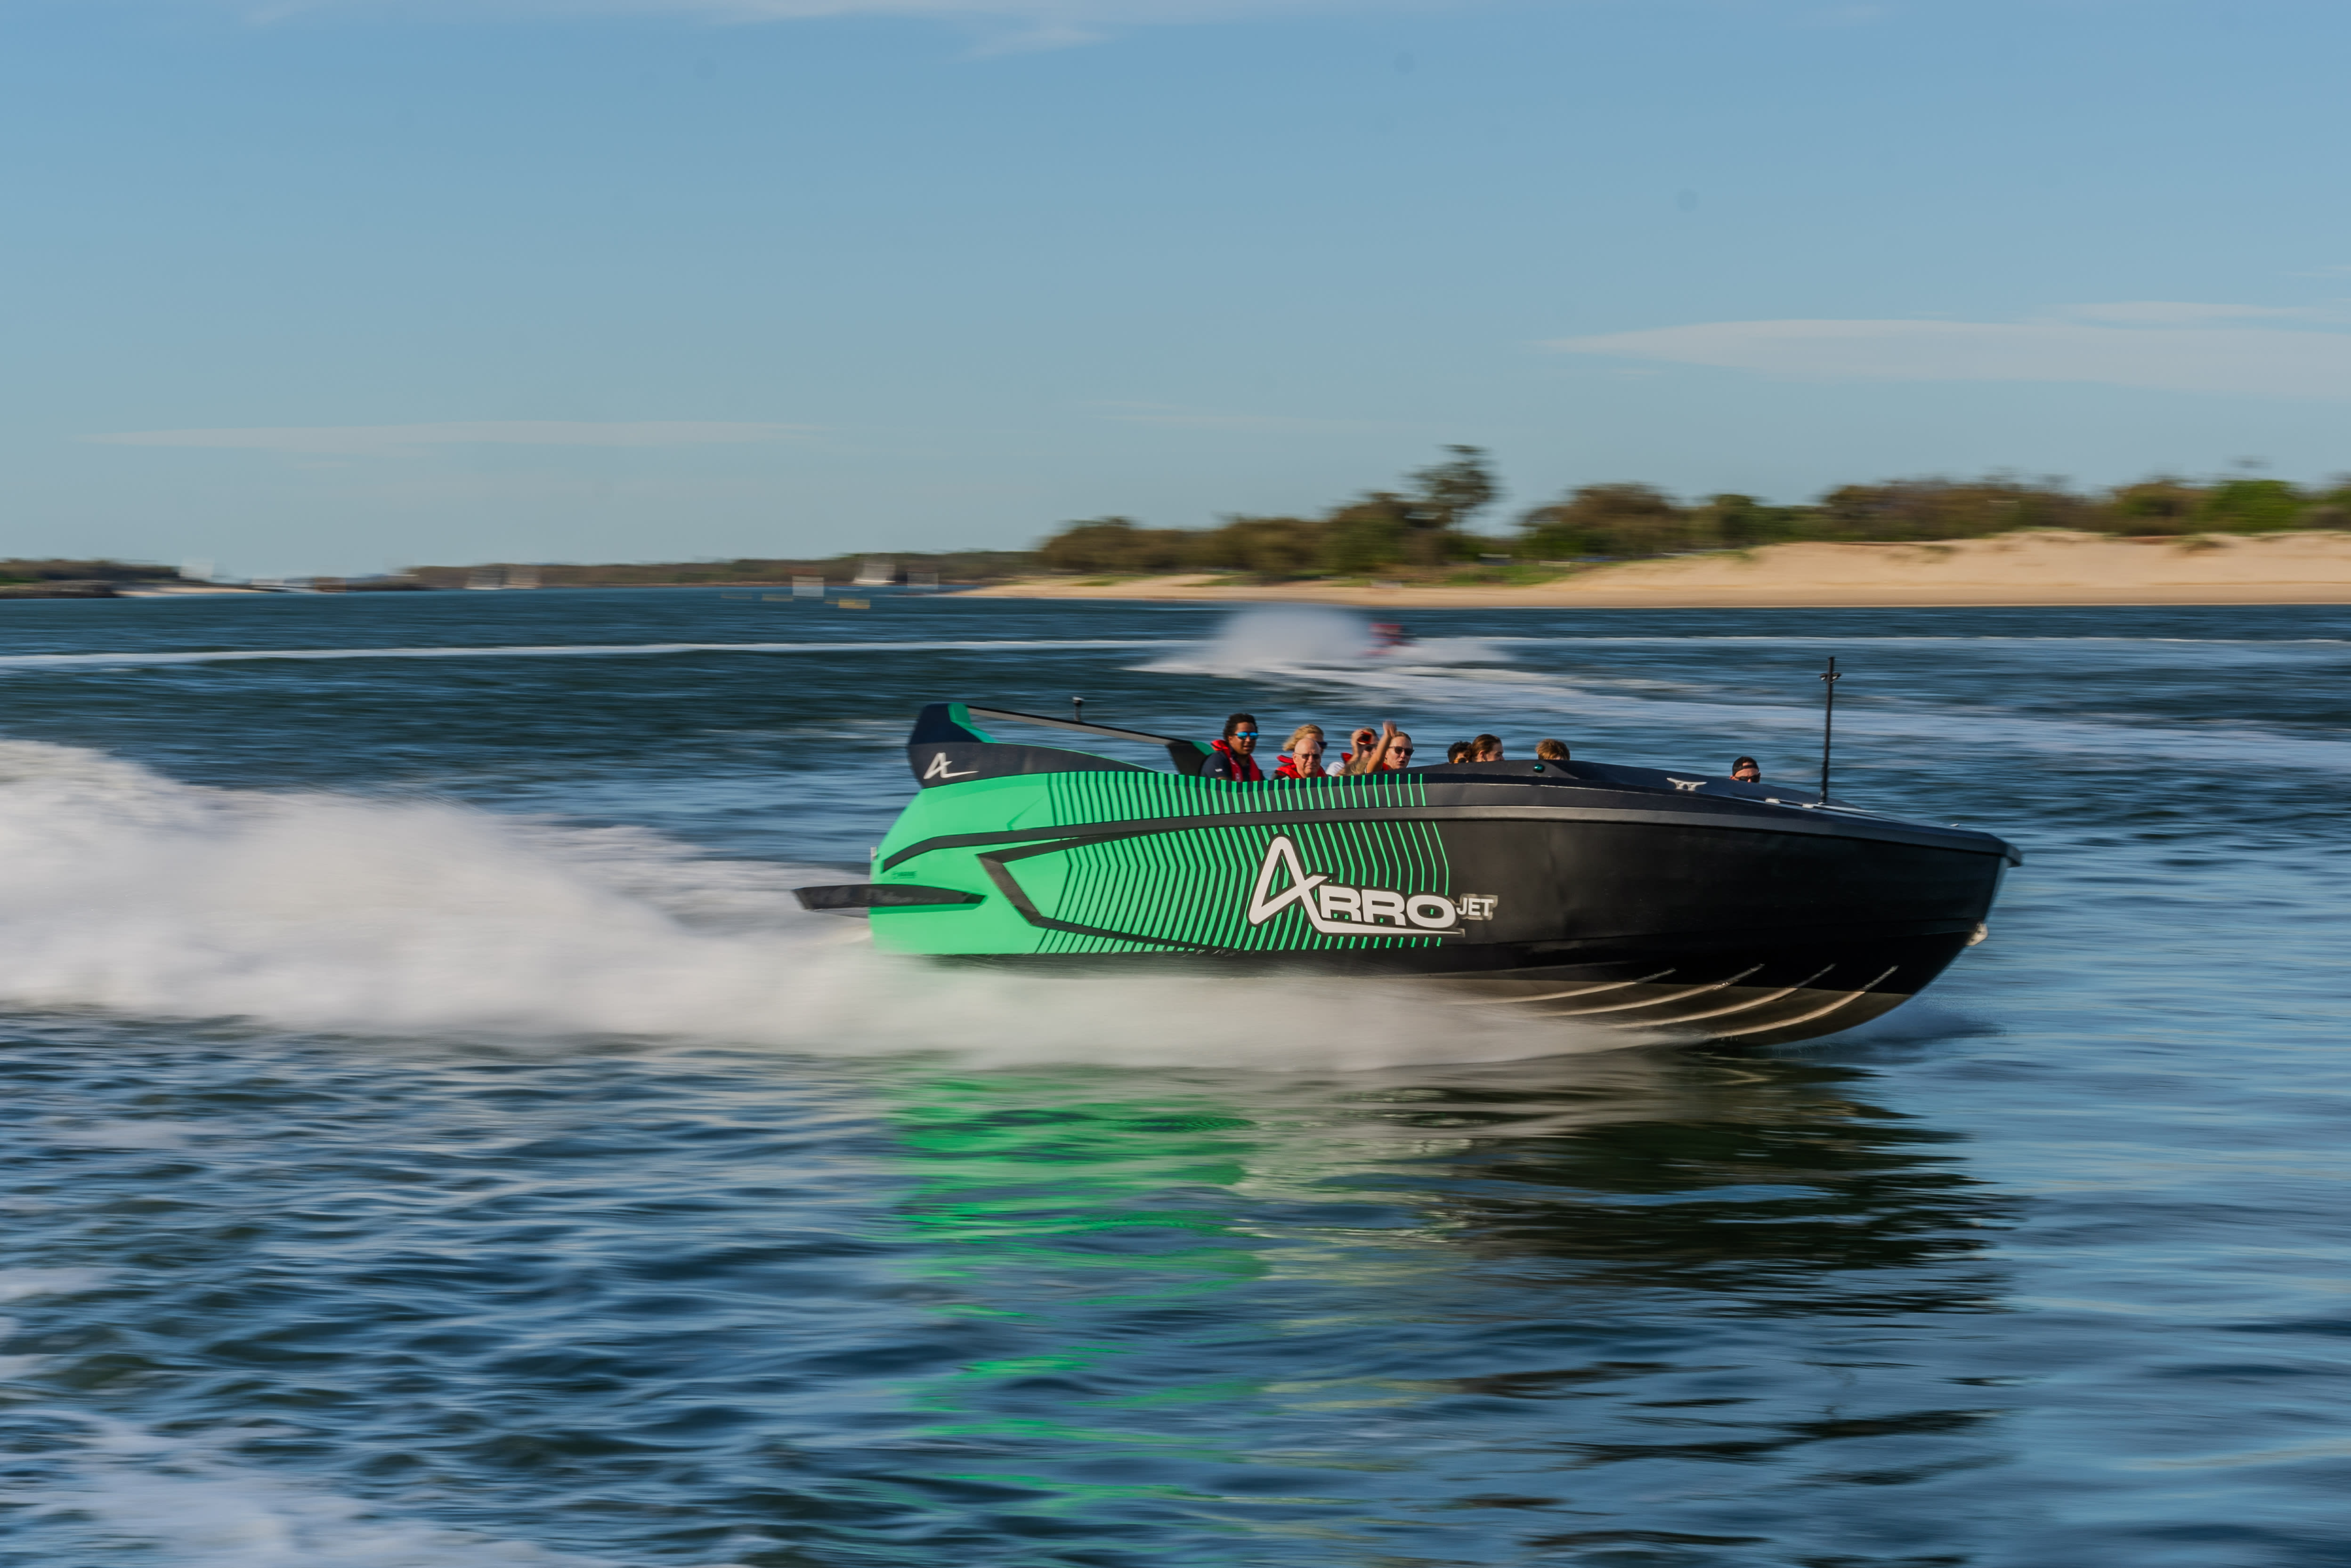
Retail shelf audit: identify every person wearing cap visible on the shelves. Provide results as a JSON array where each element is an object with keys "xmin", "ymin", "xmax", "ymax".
[{"xmin": 1730, "ymin": 756, "xmax": 1761, "ymax": 783}]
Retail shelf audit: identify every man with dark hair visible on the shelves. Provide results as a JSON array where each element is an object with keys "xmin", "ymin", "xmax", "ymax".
[
  {"xmin": 1730, "ymin": 756, "xmax": 1761, "ymax": 783},
  {"xmin": 1201, "ymin": 712, "xmax": 1265, "ymax": 781}
]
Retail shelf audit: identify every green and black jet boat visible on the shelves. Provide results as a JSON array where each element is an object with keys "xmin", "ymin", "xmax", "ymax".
[{"xmin": 795, "ymin": 703, "xmax": 2022, "ymax": 1044}]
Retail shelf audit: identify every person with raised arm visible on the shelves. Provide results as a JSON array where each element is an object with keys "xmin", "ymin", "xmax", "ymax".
[{"xmin": 1346, "ymin": 721, "xmax": 1409, "ymax": 774}]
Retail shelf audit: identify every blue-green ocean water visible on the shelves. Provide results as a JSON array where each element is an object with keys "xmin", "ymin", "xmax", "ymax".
[{"xmin": 0, "ymin": 589, "xmax": 2345, "ymax": 1567}]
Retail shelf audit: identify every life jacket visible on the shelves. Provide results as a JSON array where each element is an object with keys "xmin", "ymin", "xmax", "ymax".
[
  {"xmin": 1272, "ymin": 755, "xmax": 1318, "ymax": 779},
  {"xmin": 1208, "ymin": 738, "xmax": 1263, "ymax": 781}
]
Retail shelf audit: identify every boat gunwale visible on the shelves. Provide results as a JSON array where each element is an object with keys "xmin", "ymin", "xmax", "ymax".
[{"xmin": 877, "ymin": 796, "xmax": 2020, "ymax": 873}]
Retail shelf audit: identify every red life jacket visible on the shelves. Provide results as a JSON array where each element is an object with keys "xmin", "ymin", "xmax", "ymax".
[
  {"xmin": 1272, "ymin": 755, "xmax": 1319, "ymax": 779},
  {"xmin": 1208, "ymin": 739, "xmax": 1263, "ymax": 781}
]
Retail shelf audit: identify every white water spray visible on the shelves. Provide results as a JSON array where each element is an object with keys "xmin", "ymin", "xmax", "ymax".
[
  {"xmin": 0, "ymin": 742, "xmax": 1623, "ymax": 1069},
  {"xmin": 1147, "ymin": 605, "xmax": 1505, "ymax": 679}
]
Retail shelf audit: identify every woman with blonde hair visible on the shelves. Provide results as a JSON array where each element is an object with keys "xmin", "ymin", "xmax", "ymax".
[{"xmin": 1272, "ymin": 724, "xmax": 1330, "ymax": 779}]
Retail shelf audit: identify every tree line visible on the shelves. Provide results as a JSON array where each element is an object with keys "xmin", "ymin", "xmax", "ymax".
[{"xmin": 1037, "ymin": 449, "xmax": 2351, "ymax": 577}]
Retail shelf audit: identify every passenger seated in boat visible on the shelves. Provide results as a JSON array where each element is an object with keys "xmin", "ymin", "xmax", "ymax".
[
  {"xmin": 1469, "ymin": 734, "xmax": 1504, "ymax": 762},
  {"xmin": 1379, "ymin": 733, "xmax": 1416, "ymax": 769},
  {"xmin": 1536, "ymin": 738, "xmax": 1570, "ymax": 763},
  {"xmin": 1730, "ymin": 756, "xmax": 1761, "ymax": 783},
  {"xmin": 1272, "ymin": 725, "xmax": 1330, "ymax": 779},
  {"xmin": 1343, "ymin": 721, "xmax": 1405, "ymax": 775},
  {"xmin": 1339, "ymin": 726, "xmax": 1378, "ymax": 771},
  {"xmin": 1445, "ymin": 741, "xmax": 1473, "ymax": 764},
  {"xmin": 1200, "ymin": 713, "xmax": 1265, "ymax": 781}
]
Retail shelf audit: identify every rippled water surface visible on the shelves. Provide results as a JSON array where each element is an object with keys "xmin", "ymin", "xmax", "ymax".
[{"xmin": 0, "ymin": 590, "xmax": 2346, "ymax": 1566}]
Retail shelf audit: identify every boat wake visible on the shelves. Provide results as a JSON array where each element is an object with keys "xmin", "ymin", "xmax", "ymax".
[
  {"xmin": 0, "ymin": 741, "xmax": 1633, "ymax": 1070},
  {"xmin": 1142, "ymin": 614, "xmax": 2351, "ymax": 775}
]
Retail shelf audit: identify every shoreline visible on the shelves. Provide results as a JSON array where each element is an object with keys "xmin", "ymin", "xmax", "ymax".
[{"xmin": 957, "ymin": 530, "xmax": 2351, "ymax": 610}]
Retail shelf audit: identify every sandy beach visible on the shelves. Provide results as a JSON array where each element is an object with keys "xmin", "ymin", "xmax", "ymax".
[{"xmin": 959, "ymin": 530, "xmax": 2351, "ymax": 608}]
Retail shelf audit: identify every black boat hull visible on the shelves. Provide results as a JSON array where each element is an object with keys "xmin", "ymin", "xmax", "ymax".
[{"xmin": 799, "ymin": 705, "xmax": 2021, "ymax": 1046}]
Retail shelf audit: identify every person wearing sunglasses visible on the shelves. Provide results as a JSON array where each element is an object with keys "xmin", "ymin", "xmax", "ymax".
[
  {"xmin": 1200, "ymin": 712, "xmax": 1266, "ymax": 781},
  {"xmin": 1730, "ymin": 756, "xmax": 1761, "ymax": 784},
  {"xmin": 1344, "ymin": 721, "xmax": 1412, "ymax": 774},
  {"xmin": 1272, "ymin": 723, "xmax": 1332, "ymax": 779}
]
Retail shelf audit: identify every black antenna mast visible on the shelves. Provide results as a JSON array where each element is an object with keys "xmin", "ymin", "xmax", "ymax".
[{"xmin": 1818, "ymin": 656, "xmax": 1840, "ymax": 805}]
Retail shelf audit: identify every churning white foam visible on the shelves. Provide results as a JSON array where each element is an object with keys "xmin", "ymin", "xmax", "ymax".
[
  {"xmin": 17, "ymin": 1413, "xmax": 671, "ymax": 1568},
  {"xmin": 0, "ymin": 741, "xmax": 1616, "ymax": 1069}
]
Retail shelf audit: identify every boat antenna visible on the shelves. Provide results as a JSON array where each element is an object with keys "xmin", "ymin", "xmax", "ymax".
[
  {"xmin": 1818, "ymin": 656, "xmax": 1840, "ymax": 805},
  {"xmin": 1072, "ymin": 696, "xmax": 1084, "ymax": 725}
]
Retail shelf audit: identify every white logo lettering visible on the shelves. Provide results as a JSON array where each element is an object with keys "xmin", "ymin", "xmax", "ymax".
[
  {"xmin": 1456, "ymin": 894, "xmax": 1498, "ymax": 921},
  {"xmin": 922, "ymin": 752, "xmax": 977, "ymax": 781},
  {"xmin": 1246, "ymin": 835, "xmax": 1463, "ymax": 936}
]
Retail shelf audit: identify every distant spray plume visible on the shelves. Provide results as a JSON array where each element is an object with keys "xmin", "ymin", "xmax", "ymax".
[{"xmin": 1146, "ymin": 605, "xmax": 1503, "ymax": 678}]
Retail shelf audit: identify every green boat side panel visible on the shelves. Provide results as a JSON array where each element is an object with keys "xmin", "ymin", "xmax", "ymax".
[{"xmin": 870, "ymin": 771, "xmax": 1451, "ymax": 955}]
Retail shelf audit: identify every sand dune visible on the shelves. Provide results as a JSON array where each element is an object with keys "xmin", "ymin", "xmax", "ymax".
[{"xmin": 962, "ymin": 530, "xmax": 2351, "ymax": 608}]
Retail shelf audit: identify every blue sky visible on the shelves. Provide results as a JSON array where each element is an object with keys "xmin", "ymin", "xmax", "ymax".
[{"xmin": 5, "ymin": 0, "xmax": 2350, "ymax": 574}]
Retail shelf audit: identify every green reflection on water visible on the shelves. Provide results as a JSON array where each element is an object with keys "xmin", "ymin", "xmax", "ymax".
[{"xmin": 854, "ymin": 1047, "xmax": 2014, "ymax": 1559}]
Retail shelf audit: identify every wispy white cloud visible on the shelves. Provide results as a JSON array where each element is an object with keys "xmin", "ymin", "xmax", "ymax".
[
  {"xmin": 84, "ymin": 420, "xmax": 818, "ymax": 456},
  {"xmin": 241, "ymin": 0, "xmax": 1415, "ymax": 32},
  {"xmin": 1545, "ymin": 310, "xmax": 2351, "ymax": 398}
]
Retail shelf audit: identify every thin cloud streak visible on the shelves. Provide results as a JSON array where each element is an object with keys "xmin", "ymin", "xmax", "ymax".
[
  {"xmin": 243, "ymin": 0, "xmax": 1417, "ymax": 27},
  {"xmin": 85, "ymin": 420, "xmax": 819, "ymax": 456},
  {"xmin": 1547, "ymin": 314, "xmax": 2351, "ymax": 398}
]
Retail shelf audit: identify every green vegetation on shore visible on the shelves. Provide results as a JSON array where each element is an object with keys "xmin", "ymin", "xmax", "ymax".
[
  {"xmin": 1037, "ymin": 450, "xmax": 2351, "ymax": 581},
  {"xmin": 17, "ymin": 460, "xmax": 2351, "ymax": 596},
  {"xmin": 0, "ymin": 558, "xmax": 180, "ymax": 586}
]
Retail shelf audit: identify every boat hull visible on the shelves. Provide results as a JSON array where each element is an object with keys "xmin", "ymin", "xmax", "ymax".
[{"xmin": 837, "ymin": 737, "xmax": 2015, "ymax": 1046}]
